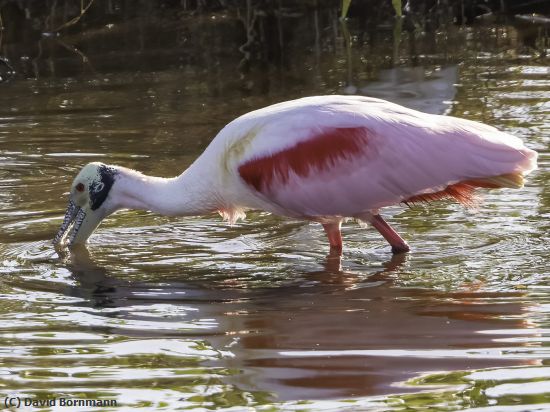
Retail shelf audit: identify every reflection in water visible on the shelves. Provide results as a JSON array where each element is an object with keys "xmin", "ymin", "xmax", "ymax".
[
  {"xmin": 10, "ymin": 243, "xmax": 537, "ymax": 405},
  {"xmin": 362, "ymin": 66, "xmax": 458, "ymax": 114},
  {"xmin": 0, "ymin": 2, "xmax": 549, "ymax": 410}
]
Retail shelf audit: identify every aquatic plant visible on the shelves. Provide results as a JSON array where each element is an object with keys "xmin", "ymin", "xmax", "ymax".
[{"xmin": 341, "ymin": 0, "xmax": 402, "ymax": 19}]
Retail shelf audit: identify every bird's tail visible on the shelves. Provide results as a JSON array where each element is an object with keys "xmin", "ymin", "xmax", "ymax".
[
  {"xmin": 404, "ymin": 149, "xmax": 537, "ymax": 207},
  {"xmin": 464, "ymin": 172, "xmax": 525, "ymax": 189},
  {"xmin": 400, "ymin": 116, "xmax": 538, "ymax": 207}
]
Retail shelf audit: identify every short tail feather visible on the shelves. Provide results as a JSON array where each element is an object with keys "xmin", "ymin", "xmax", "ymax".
[{"xmin": 467, "ymin": 173, "xmax": 524, "ymax": 189}]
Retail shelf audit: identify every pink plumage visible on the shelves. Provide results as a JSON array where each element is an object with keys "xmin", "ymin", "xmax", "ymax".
[
  {"xmin": 219, "ymin": 96, "xmax": 537, "ymax": 253},
  {"xmin": 55, "ymin": 95, "xmax": 538, "ymax": 255}
]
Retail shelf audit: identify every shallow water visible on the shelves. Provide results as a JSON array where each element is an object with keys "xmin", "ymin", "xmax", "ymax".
[{"xmin": 0, "ymin": 5, "xmax": 549, "ymax": 411}]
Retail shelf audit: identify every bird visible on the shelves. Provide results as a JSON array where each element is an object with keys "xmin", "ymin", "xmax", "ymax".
[{"xmin": 53, "ymin": 95, "xmax": 538, "ymax": 255}]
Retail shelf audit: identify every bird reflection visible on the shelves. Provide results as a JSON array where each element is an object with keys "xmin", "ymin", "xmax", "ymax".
[
  {"xmin": 305, "ymin": 251, "xmax": 408, "ymax": 285},
  {"xmin": 56, "ymin": 245, "xmax": 537, "ymax": 401},
  {"xmin": 60, "ymin": 243, "xmax": 408, "ymax": 309},
  {"xmin": 60, "ymin": 244, "xmax": 121, "ymax": 307}
]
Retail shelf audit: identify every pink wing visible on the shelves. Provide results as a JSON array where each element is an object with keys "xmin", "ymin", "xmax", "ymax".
[{"xmin": 234, "ymin": 97, "xmax": 537, "ymax": 217}]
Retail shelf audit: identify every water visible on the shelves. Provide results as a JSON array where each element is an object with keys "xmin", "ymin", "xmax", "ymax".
[{"xmin": 0, "ymin": 4, "xmax": 549, "ymax": 411}]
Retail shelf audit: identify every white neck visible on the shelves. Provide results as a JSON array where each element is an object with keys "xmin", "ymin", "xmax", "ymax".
[{"xmin": 110, "ymin": 166, "xmax": 221, "ymax": 217}]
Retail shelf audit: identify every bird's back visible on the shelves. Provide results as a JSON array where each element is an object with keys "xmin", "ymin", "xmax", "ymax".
[{"xmin": 194, "ymin": 96, "xmax": 538, "ymax": 219}]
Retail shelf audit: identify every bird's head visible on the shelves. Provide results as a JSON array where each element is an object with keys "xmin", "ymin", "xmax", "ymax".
[{"xmin": 54, "ymin": 162, "xmax": 119, "ymax": 247}]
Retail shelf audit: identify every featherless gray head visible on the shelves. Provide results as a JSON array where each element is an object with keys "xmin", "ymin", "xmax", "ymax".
[{"xmin": 54, "ymin": 162, "xmax": 118, "ymax": 247}]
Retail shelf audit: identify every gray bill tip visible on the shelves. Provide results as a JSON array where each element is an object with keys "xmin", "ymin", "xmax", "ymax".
[
  {"xmin": 53, "ymin": 200, "xmax": 79, "ymax": 245},
  {"xmin": 67, "ymin": 208, "xmax": 87, "ymax": 246}
]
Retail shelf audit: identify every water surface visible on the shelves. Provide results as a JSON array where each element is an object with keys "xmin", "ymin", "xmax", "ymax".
[{"xmin": 0, "ymin": 4, "xmax": 549, "ymax": 411}]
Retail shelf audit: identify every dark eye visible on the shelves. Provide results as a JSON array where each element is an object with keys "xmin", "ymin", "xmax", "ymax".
[{"xmin": 76, "ymin": 183, "xmax": 85, "ymax": 192}]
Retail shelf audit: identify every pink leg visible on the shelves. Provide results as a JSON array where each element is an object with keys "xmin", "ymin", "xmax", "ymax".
[
  {"xmin": 364, "ymin": 214, "xmax": 410, "ymax": 254},
  {"xmin": 322, "ymin": 222, "xmax": 343, "ymax": 256}
]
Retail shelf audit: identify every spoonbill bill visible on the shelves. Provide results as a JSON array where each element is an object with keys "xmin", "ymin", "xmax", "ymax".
[{"xmin": 54, "ymin": 95, "xmax": 538, "ymax": 255}]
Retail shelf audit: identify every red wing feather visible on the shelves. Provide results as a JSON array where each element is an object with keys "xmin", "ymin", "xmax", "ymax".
[
  {"xmin": 402, "ymin": 173, "xmax": 523, "ymax": 207},
  {"xmin": 238, "ymin": 127, "xmax": 369, "ymax": 193},
  {"xmin": 403, "ymin": 182, "xmax": 478, "ymax": 207}
]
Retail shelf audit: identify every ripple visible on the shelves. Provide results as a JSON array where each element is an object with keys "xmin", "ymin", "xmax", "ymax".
[
  {"xmin": 485, "ymin": 381, "xmax": 550, "ymax": 397},
  {"xmin": 468, "ymin": 367, "xmax": 550, "ymax": 381},
  {"xmin": 0, "ymin": 15, "xmax": 548, "ymax": 411},
  {"xmin": 276, "ymin": 347, "xmax": 550, "ymax": 360}
]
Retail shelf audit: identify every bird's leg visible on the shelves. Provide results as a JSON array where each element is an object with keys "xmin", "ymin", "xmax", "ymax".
[
  {"xmin": 323, "ymin": 253, "xmax": 343, "ymax": 273},
  {"xmin": 322, "ymin": 221, "xmax": 343, "ymax": 256},
  {"xmin": 361, "ymin": 213, "xmax": 410, "ymax": 254}
]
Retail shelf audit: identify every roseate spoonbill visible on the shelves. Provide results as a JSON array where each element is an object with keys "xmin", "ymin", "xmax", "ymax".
[{"xmin": 53, "ymin": 95, "xmax": 538, "ymax": 255}]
